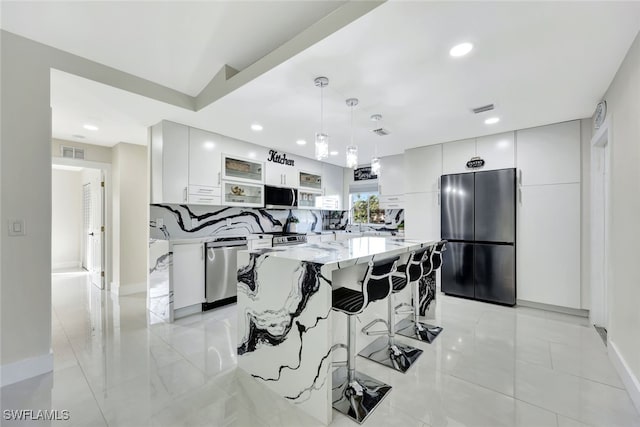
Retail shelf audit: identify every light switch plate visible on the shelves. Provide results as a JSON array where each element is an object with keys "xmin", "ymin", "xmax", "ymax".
[{"xmin": 8, "ymin": 219, "xmax": 26, "ymax": 236}]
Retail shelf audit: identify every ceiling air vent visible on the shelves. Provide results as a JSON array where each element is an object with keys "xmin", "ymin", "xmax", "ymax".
[
  {"xmin": 372, "ymin": 128, "xmax": 390, "ymax": 136},
  {"xmin": 471, "ymin": 104, "xmax": 495, "ymax": 114}
]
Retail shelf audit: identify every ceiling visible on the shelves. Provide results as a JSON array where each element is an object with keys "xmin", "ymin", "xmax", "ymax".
[
  {"xmin": 0, "ymin": 1, "xmax": 346, "ymax": 96},
  {"xmin": 6, "ymin": 2, "xmax": 640, "ymax": 166}
]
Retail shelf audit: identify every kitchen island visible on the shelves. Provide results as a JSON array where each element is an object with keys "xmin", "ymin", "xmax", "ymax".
[{"xmin": 236, "ymin": 237, "xmax": 435, "ymax": 424}]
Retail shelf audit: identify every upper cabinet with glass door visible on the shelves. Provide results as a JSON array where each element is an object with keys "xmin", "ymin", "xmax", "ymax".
[
  {"xmin": 222, "ymin": 154, "xmax": 264, "ymax": 184},
  {"xmin": 299, "ymin": 171, "xmax": 322, "ymax": 190}
]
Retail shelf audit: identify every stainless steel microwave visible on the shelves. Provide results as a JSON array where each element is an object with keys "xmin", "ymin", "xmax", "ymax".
[{"xmin": 264, "ymin": 185, "xmax": 297, "ymax": 209}]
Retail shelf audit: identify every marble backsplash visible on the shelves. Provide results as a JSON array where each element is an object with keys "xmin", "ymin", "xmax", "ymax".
[{"xmin": 149, "ymin": 204, "xmax": 404, "ymax": 240}]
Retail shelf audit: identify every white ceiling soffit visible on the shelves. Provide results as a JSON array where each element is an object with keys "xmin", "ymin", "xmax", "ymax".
[
  {"xmin": 0, "ymin": 0, "xmax": 349, "ymax": 96},
  {"xmin": 50, "ymin": 1, "xmax": 640, "ymax": 166}
]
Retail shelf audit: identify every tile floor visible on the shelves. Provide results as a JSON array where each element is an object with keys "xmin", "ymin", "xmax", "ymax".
[{"xmin": 1, "ymin": 270, "xmax": 639, "ymax": 427}]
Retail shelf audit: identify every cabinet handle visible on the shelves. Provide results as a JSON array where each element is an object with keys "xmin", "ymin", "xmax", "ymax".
[
  {"xmin": 284, "ymin": 175, "xmax": 287, "ymax": 185},
  {"xmin": 438, "ymin": 177, "xmax": 441, "ymax": 190},
  {"xmin": 183, "ymin": 187, "xmax": 187, "ymax": 203},
  {"xmin": 518, "ymin": 188, "xmax": 522, "ymax": 205},
  {"xmin": 218, "ymin": 172, "xmax": 221, "ymax": 185},
  {"xmin": 388, "ymin": 197, "xmax": 399, "ymax": 201},
  {"xmin": 438, "ymin": 192, "xmax": 441, "ymax": 206},
  {"xmin": 518, "ymin": 170, "xmax": 522, "ymax": 186},
  {"xmin": 201, "ymin": 245, "xmax": 204, "ymax": 260}
]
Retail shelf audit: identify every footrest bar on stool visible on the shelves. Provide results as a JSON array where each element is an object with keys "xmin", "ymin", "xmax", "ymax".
[
  {"xmin": 357, "ymin": 336, "xmax": 423, "ymax": 373},
  {"xmin": 332, "ymin": 367, "xmax": 392, "ymax": 424},
  {"xmin": 395, "ymin": 302, "xmax": 414, "ymax": 315},
  {"xmin": 361, "ymin": 318, "xmax": 390, "ymax": 336},
  {"xmin": 395, "ymin": 317, "xmax": 443, "ymax": 344}
]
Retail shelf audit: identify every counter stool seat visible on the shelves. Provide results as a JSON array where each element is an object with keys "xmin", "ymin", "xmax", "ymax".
[
  {"xmin": 331, "ymin": 257, "xmax": 399, "ymax": 424},
  {"xmin": 396, "ymin": 241, "xmax": 446, "ymax": 344},
  {"xmin": 359, "ymin": 250, "xmax": 425, "ymax": 373}
]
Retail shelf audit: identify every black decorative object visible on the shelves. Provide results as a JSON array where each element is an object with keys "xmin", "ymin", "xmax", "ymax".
[{"xmin": 354, "ymin": 166, "xmax": 377, "ymax": 181}]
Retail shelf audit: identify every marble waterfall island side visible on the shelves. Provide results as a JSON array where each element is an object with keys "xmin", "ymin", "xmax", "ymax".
[{"xmin": 236, "ymin": 237, "xmax": 434, "ymax": 424}]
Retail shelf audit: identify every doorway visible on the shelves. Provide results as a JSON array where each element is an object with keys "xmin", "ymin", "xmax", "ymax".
[
  {"xmin": 590, "ymin": 119, "xmax": 611, "ymax": 330},
  {"xmin": 52, "ymin": 160, "xmax": 109, "ymax": 290}
]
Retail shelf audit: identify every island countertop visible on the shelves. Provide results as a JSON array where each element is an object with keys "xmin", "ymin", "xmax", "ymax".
[{"xmin": 240, "ymin": 236, "xmax": 432, "ymax": 266}]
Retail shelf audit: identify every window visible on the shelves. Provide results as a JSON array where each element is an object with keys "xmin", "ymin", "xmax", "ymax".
[{"xmin": 350, "ymin": 192, "xmax": 385, "ymax": 224}]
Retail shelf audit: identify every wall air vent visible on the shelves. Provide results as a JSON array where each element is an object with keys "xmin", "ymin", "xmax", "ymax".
[
  {"xmin": 372, "ymin": 128, "xmax": 390, "ymax": 136},
  {"xmin": 61, "ymin": 146, "xmax": 85, "ymax": 159},
  {"xmin": 471, "ymin": 104, "xmax": 495, "ymax": 114}
]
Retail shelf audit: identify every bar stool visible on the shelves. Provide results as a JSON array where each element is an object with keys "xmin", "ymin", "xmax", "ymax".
[
  {"xmin": 331, "ymin": 256, "xmax": 399, "ymax": 424},
  {"xmin": 395, "ymin": 241, "xmax": 446, "ymax": 343},
  {"xmin": 358, "ymin": 251, "xmax": 424, "ymax": 373}
]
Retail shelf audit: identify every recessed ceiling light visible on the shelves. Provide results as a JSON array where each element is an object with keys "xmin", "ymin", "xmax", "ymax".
[
  {"xmin": 296, "ymin": 139, "xmax": 307, "ymax": 146},
  {"xmin": 450, "ymin": 42, "xmax": 473, "ymax": 57},
  {"xmin": 484, "ymin": 117, "xmax": 500, "ymax": 125},
  {"xmin": 83, "ymin": 124, "xmax": 99, "ymax": 131},
  {"xmin": 329, "ymin": 151, "xmax": 339, "ymax": 156},
  {"xmin": 250, "ymin": 123, "xmax": 263, "ymax": 132}
]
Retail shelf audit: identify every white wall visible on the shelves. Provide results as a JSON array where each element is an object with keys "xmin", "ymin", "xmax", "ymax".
[
  {"xmin": 600, "ymin": 30, "xmax": 640, "ymax": 410},
  {"xmin": 112, "ymin": 142, "xmax": 148, "ymax": 295},
  {"xmin": 0, "ymin": 31, "xmax": 53, "ymax": 383},
  {"xmin": 51, "ymin": 168, "xmax": 82, "ymax": 270}
]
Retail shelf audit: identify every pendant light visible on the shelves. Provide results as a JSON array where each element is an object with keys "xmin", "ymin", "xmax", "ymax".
[
  {"xmin": 370, "ymin": 114, "xmax": 382, "ymax": 176},
  {"xmin": 345, "ymin": 98, "xmax": 359, "ymax": 169},
  {"xmin": 314, "ymin": 77, "xmax": 329, "ymax": 160}
]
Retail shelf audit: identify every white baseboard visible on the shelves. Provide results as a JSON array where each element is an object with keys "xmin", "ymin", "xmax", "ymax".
[
  {"xmin": 113, "ymin": 281, "xmax": 146, "ymax": 296},
  {"xmin": 517, "ymin": 299, "xmax": 589, "ymax": 318},
  {"xmin": 609, "ymin": 340, "xmax": 640, "ymax": 414},
  {"xmin": 0, "ymin": 352, "xmax": 53, "ymax": 387},
  {"xmin": 52, "ymin": 261, "xmax": 81, "ymax": 271}
]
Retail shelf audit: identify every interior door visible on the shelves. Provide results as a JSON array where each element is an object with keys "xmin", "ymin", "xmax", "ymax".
[
  {"xmin": 82, "ymin": 183, "xmax": 91, "ymax": 270},
  {"xmin": 88, "ymin": 171, "xmax": 104, "ymax": 289}
]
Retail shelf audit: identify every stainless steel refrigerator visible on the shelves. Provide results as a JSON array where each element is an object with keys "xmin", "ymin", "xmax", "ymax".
[{"xmin": 440, "ymin": 168, "xmax": 516, "ymax": 305}]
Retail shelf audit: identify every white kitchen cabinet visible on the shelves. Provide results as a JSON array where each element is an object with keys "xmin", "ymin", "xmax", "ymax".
[
  {"xmin": 378, "ymin": 154, "xmax": 405, "ymax": 196},
  {"xmin": 299, "ymin": 171, "xmax": 322, "ymax": 191},
  {"xmin": 404, "ymin": 192, "xmax": 440, "ymax": 240},
  {"xmin": 476, "ymin": 132, "xmax": 515, "ymax": 171},
  {"xmin": 516, "ymin": 120, "xmax": 581, "ymax": 185},
  {"xmin": 172, "ymin": 243, "xmax": 205, "ymax": 310},
  {"xmin": 442, "ymin": 138, "xmax": 475, "ymax": 175},
  {"xmin": 379, "ymin": 194, "xmax": 405, "ymax": 210},
  {"xmin": 321, "ymin": 162, "xmax": 344, "ymax": 210},
  {"xmin": 405, "ymin": 144, "xmax": 442, "ymax": 194},
  {"xmin": 150, "ymin": 121, "xmax": 189, "ymax": 204},
  {"xmin": 222, "ymin": 154, "xmax": 264, "ymax": 186},
  {"xmin": 222, "ymin": 181, "xmax": 264, "ymax": 207},
  {"xmin": 266, "ymin": 163, "xmax": 299, "ymax": 187},
  {"xmin": 189, "ymin": 127, "xmax": 222, "ymax": 188},
  {"xmin": 517, "ymin": 183, "xmax": 581, "ymax": 308}
]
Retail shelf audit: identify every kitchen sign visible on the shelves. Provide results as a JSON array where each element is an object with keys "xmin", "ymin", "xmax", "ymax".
[
  {"xmin": 354, "ymin": 166, "xmax": 378, "ymax": 181},
  {"xmin": 466, "ymin": 156, "xmax": 485, "ymax": 169},
  {"xmin": 267, "ymin": 150, "xmax": 295, "ymax": 167}
]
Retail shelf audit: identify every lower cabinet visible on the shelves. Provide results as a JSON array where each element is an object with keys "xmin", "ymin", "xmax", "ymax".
[
  {"xmin": 517, "ymin": 183, "xmax": 581, "ymax": 308},
  {"xmin": 172, "ymin": 243, "xmax": 205, "ymax": 310}
]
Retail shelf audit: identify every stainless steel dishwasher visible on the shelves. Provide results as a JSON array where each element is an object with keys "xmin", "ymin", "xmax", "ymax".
[{"xmin": 204, "ymin": 237, "xmax": 247, "ymax": 310}]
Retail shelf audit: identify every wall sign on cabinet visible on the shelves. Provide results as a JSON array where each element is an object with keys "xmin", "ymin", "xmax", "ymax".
[
  {"xmin": 267, "ymin": 150, "xmax": 295, "ymax": 166},
  {"xmin": 466, "ymin": 156, "xmax": 486, "ymax": 169},
  {"xmin": 354, "ymin": 166, "xmax": 377, "ymax": 181}
]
